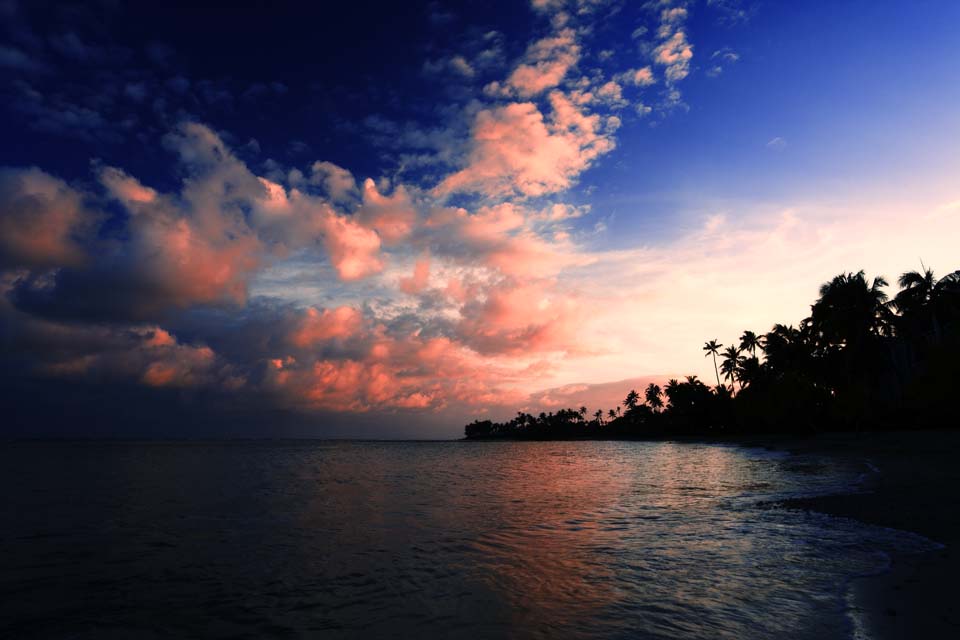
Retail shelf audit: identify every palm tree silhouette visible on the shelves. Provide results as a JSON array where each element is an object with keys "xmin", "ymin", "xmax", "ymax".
[
  {"xmin": 644, "ymin": 383, "xmax": 663, "ymax": 411},
  {"xmin": 895, "ymin": 267, "xmax": 936, "ymax": 312},
  {"xmin": 739, "ymin": 330, "xmax": 763, "ymax": 356},
  {"xmin": 720, "ymin": 345, "xmax": 743, "ymax": 389},
  {"xmin": 703, "ymin": 340, "xmax": 723, "ymax": 387},
  {"xmin": 811, "ymin": 270, "xmax": 891, "ymax": 348},
  {"xmin": 464, "ymin": 262, "xmax": 960, "ymax": 441},
  {"xmin": 894, "ymin": 267, "xmax": 960, "ymax": 341}
]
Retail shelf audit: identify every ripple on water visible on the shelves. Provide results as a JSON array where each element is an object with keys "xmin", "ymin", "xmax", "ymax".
[{"xmin": 0, "ymin": 440, "xmax": 936, "ymax": 639}]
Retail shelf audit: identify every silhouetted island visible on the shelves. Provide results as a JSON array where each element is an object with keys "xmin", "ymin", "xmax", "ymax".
[{"xmin": 465, "ymin": 266, "xmax": 960, "ymax": 440}]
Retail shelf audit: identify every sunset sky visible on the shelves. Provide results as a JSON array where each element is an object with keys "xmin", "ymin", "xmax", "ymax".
[{"xmin": 2, "ymin": 0, "xmax": 958, "ymax": 437}]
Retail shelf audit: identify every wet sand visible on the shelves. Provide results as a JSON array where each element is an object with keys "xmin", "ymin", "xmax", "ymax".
[{"xmin": 767, "ymin": 430, "xmax": 960, "ymax": 639}]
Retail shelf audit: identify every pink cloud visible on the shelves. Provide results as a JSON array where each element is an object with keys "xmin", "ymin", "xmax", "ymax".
[
  {"xmin": 0, "ymin": 167, "xmax": 92, "ymax": 269},
  {"xmin": 424, "ymin": 202, "xmax": 590, "ymax": 280},
  {"xmin": 505, "ymin": 28, "xmax": 580, "ymax": 97},
  {"xmin": 468, "ymin": 202, "xmax": 529, "ymax": 234},
  {"xmin": 132, "ymin": 213, "xmax": 262, "ymax": 307},
  {"xmin": 625, "ymin": 66, "xmax": 655, "ymax": 86},
  {"xmin": 356, "ymin": 178, "xmax": 417, "ymax": 245},
  {"xmin": 99, "ymin": 166, "xmax": 157, "ymax": 204},
  {"xmin": 435, "ymin": 94, "xmax": 614, "ymax": 198},
  {"xmin": 399, "ymin": 254, "xmax": 431, "ymax": 294},
  {"xmin": 455, "ymin": 280, "xmax": 585, "ymax": 355},
  {"xmin": 142, "ymin": 343, "xmax": 215, "ymax": 388},
  {"xmin": 652, "ymin": 5, "xmax": 693, "ymax": 87},
  {"xmin": 290, "ymin": 306, "xmax": 364, "ymax": 347},
  {"xmin": 320, "ymin": 212, "xmax": 384, "ymax": 280}
]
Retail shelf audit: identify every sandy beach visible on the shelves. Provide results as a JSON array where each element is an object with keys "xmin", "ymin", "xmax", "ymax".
[{"xmin": 769, "ymin": 430, "xmax": 960, "ymax": 639}]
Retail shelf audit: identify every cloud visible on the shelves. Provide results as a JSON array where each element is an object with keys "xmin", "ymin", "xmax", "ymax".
[
  {"xmin": 0, "ymin": 167, "xmax": 92, "ymax": 269},
  {"xmin": 356, "ymin": 179, "xmax": 417, "ymax": 245},
  {"xmin": 99, "ymin": 166, "xmax": 158, "ymax": 204},
  {"xmin": 454, "ymin": 280, "xmax": 585, "ymax": 356},
  {"xmin": 766, "ymin": 136, "xmax": 787, "ymax": 150},
  {"xmin": 318, "ymin": 212, "xmax": 385, "ymax": 280},
  {"xmin": 504, "ymin": 28, "xmax": 580, "ymax": 97},
  {"xmin": 291, "ymin": 306, "xmax": 364, "ymax": 347},
  {"xmin": 595, "ymin": 81, "xmax": 626, "ymax": 108},
  {"xmin": 653, "ymin": 30, "xmax": 693, "ymax": 83},
  {"xmin": 1, "ymin": 287, "xmax": 228, "ymax": 389},
  {"xmin": 621, "ymin": 66, "xmax": 656, "ymax": 87},
  {"xmin": 435, "ymin": 92, "xmax": 615, "ymax": 198},
  {"xmin": 0, "ymin": 0, "xmax": 723, "ymax": 428},
  {"xmin": 0, "ymin": 44, "xmax": 45, "ymax": 72},
  {"xmin": 423, "ymin": 54, "xmax": 476, "ymax": 78},
  {"xmin": 15, "ymin": 1, "xmax": 930, "ymax": 435},
  {"xmin": 399, "ymin": 254, "xmax": 431, "ymax": 294},
  {"xmin": 5, "ymin": 123, "xmax": 393, "ymax": 324},
  {"xmin": 707, "ymin": 47, "xmax": 739, "ymax": 77},
  {"xmin": 309, "ymin": 161, "xmax": 358, "ymax": 203}
]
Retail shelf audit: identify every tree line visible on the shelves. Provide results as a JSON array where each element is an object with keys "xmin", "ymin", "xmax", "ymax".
[{"xmin": 464, "ymin": 266, "xmax": 960, "ymax": 439}]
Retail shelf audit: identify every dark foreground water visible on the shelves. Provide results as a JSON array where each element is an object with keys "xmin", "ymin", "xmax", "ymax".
[{"xmin": 0, "ymin": 441, "xmax": 933, "ymax": 639}]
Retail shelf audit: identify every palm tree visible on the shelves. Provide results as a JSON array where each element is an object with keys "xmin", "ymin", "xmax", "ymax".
[
  {"xmin": 720, "ymin": 345, "xmax": 743, "ymax": 388},
  {"xmin": 594, "ymin": 409, "xmax": 604, "ymax": 425},
  {"xmin": 737, "ymin": 356, "xmax": 762, "ymax": 388},
  {"xmin": 624, "ymin": 389, "xmax": 640, "ymax": 411},
  {"xmin": 645, "ymin": 383, "xmax": 663, "ymax": 411},
  {"xmin": 894, "ymin": 267, "xmax": 960, "ymax": 341},
  {"xmin": 811, "ymin": 270, "xmax": 892, "ymax": 349},
  {"xmin": 703, "ymin": 340, "xmax": 723, "ymax": 387},
  {"xmin": 894, "ymin": 267, "xmax": 936, "ymax": 313},
  {"xmin": 608, "ymin": 409, "xmax": 617, "ymax": 421},
  {"xmin": 739, "ymin": 330, "xmax": 763, "ymax": 356},
  {"xmin": 579, "ymin": 406, "xmax": 588, "ymax": 419},
  {"xmin": 664, "ymin": 378, "xmax": 681, "ymax": 409}
]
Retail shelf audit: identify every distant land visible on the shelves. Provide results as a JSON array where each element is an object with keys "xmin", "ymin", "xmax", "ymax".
[{"xmin": 466, "ymin": 265, "xmax": 959, "ymax": 440}]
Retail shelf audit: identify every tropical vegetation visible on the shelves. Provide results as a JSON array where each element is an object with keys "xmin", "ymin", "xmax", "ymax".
[{"xmin": 464, "ymin": 265, "xmax": 960, "ymax": 439}]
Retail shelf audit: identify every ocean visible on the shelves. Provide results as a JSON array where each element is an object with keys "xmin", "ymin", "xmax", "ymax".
[{"xmin": 0, "ymin": 440, "xmax": 932, "ymax": 639}]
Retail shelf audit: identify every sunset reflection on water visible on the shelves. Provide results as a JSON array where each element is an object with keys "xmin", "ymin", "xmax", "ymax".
[{"xmin": 1, "ymin": 441, "xmax": 931, "ymax": 639}]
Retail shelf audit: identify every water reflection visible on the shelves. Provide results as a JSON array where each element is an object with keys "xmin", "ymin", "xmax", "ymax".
[{"xmin": 0, "ymin": 441, "xmax": 933, "ymax": 639}]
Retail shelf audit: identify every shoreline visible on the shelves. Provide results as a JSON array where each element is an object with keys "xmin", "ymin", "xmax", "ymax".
[
  {"xmin": 470, "ymin": 429, "xmax": 960, "ymax": 638},
  {"xmin": 765, "ymin": 430, "xmax": 960, "ymax": 640}
]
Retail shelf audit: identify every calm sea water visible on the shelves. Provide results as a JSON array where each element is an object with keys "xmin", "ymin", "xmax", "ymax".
[{"xmin": 0, "ymin": 440, "xmax": 932, "ymax": 639}]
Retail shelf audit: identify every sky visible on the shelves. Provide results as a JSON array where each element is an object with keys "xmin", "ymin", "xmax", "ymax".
[{"xmin": 1, "ymin": 0, "xmax": 958, "ymax": 438}]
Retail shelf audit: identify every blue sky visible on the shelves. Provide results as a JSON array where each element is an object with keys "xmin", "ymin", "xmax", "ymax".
[{"xmin": 1, "ymin": 0, "xmax": 958, "ymax": 437}]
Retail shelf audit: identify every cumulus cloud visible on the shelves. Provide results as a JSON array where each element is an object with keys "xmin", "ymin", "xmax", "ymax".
[
  {"xmin": 6, "ymin": 123, "xmax": 395, "ymax": 325},
  {"xmin": 2, "ymin": 96, "xmax": 612, "ymax": 419},
  {"xmin": 317, "ymin": 213, "xmax": 385, "ymax": 280},
  {"xmin": 6, "ymin": 0, "xmax": 846, "ymax": 430},
  {"xmin": 435, "ymin": 92, "xmax": 615, "ymax": 198},
  {"xmin": 356, "ymin": 179, "xmax": 417, "ymax": 244},
  {"xmin": 309, "ymin": 161, "xmax": 358, "ymax": 203},
  {"xmin": 0, "ymin": 167, "xmax": 92, "ymax": 269},
  {"xmin": 621, "ymin": 66, "xmax": 656, "ymax": 87},
  {"xmin": 504, "ymin": 28, "xmax": 581, "ymax": 97},
  {"xmin": 654, "ymin": 30, "xmax": 693, "ymax": 83},
  {"xmin": 1, "ymin": 284, "xmax": 228, "ymax": 389},
  {"xmin": 399, "ymin": 254, "xmax": 431, "ymax": 294},
  {"xmin": 291, "ymin": 306, "xmax": 364, "ymax": 347}
]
